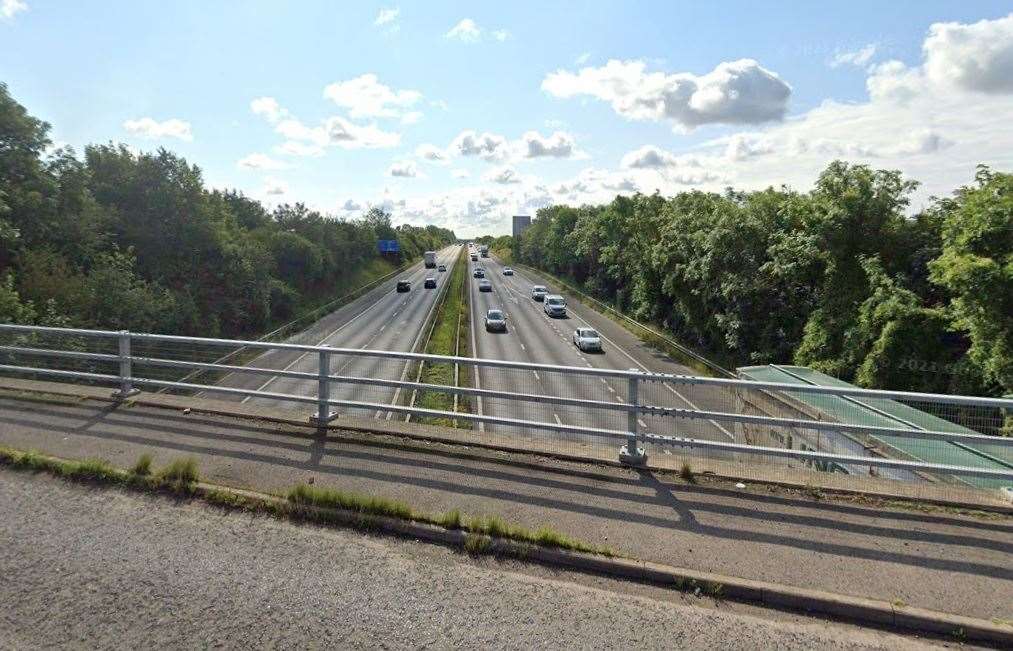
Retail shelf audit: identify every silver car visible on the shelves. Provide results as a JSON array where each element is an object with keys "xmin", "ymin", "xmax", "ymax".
[
  {"xmin": 478, "ymin": 279, "xmax": 492, "ymax": 292},
  {"xmin": 543, "ymin": 294, "xmax": 566, "ymax": 317},
  {"xmin": 531, "ymin": 285, "xmax": 547, "ymax": 301},
  {"xmin": 573, "ymin": 327, "xmax": 602, "ymax": 352},
  {"xmin": 485, "ymin": 309, "xmax": 506, "ymax": 332}
]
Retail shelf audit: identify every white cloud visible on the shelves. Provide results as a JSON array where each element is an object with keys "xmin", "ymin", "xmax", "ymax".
[
  {"xmin": 388, "ymin": 160, "xmax": 419, "ymax": 178},
  {"xmin": 446, "ymin": 18, "xmax": 481, "ymax": 42},
  {"xmin": 400, "ymin": 111, "xmax": 423, "ymax": 125},
  {"xmin": 260, "ymin": 105, "xmax": 401, "ymax": 153},
  {"xmin": 323, "ymin": 74, "xmax": 422, "ymax": 119},
  {"xmin": 238, "ymin": 152, "xmax": 290, "ymax": 170},
  {"xmin": 542, "ymin": 58, "xmax": 792, "ymax": 130},
  {"xmin": 521, "ymin": 130, "xmax": 577, "ymax": 158},
  {"xmin": 492, "ymin": 29, "xmax": 510, "ymax": 42},
  {"xmin": 415, "ymin": 143, "xmax": 448, "ymax": 163},
  {"xmin": 829, "ymin": 44, "xmax": 877, "ymax": 68},
  {"xmin": 451, "ymin": 130, "xmax": 508, "ymax": 160},
  {"xmin": 451, "ymin": 169, "xmax": 470, "ymax": 179},
  {"xmin": 374, "ymin": 7, "xmax": 399, "ymax": 26},
  {"xmin": 484, "ymin": 166, "xmax": 522, "ymax": 184},
  {"xmin": 724, "ymin": 134, "xmax": 776, "ymax": 161},
  {"xmin": 1, "ymin": 0, "xmax": 27, "ymax": 20},
  {"xmin": 341, "ymin": 199, "xmax": 364, "ymax": 211},
  {"xmin": 122, "ymin": 117, "xmax": 193, "ymax": 141},
  {"xmin": 263, "ymin": 177, "xmax": 288, "ymax": 196},
  {"xmin": 575, "ymin": 52, "xmax": 591, "ymax": 65},
  {"xmin": 250, "ymin": 97, "xmax": 288, "ymax": 123},
  {"xmin": 923, "ymin": 14, "xmax": 1013, "ymax": 93},
  {"xmin": 620, "ymin": 145, "xmax": 701, "ymax": 169}
]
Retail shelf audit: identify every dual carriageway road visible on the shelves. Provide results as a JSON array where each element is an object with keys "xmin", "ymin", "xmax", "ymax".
[{"xmin": 213, "ymin": 243, "xmax": 736, "ymax": 450}]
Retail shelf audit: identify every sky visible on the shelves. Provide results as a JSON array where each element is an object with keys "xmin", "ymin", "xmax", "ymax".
[{"xmin": 3, "ymin": 1, "xmax": 1013, "ymax": 237}]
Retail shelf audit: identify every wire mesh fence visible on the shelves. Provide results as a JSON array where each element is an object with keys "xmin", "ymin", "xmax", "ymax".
[{"xmin": 1, "ymin": 323, "xmax": 1011, "ymax": 505}]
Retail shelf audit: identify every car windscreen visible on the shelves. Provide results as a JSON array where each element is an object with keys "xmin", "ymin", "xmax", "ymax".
[
  {"xmin": 533, "ymin": 286, "xmax": 546, "ymax": 292},
  {"xmin": 487, "ymin": 311, "xmax": 502, "ymax": 319},
  {"xmin": 580, "ymin": 329, "xmax": 598, "ymax": 338},
  {"xmin": 546, "ymin": 297, "xmax": 564, "ymax": 305}
]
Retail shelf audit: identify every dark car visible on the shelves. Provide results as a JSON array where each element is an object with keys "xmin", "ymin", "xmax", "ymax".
[
  {"xmin": 485, "ymin": 309, "xmax": 506, "ymax": 332},
  {"xmin": 396, "ymin": 280, "xmax": 411, "ymax": 292},
  {"xmin": 437, "ymin": 264, "xmax": 447, "ymax": 272},
  {"xmin": 478, "ymin": 279, "xmax": 492, "ymax": 292},
  {"xmin": 473, "ymin": 269, "xmax": 485, "ymax": 278},
  {"xmin": 424, "ymin": 277, "xmax": 437, "ymax": 289}
]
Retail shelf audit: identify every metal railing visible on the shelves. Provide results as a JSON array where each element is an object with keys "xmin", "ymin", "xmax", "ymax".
[{"xmin": 1, "ymin": 323, "xmax": 1011, "ymax": 498}]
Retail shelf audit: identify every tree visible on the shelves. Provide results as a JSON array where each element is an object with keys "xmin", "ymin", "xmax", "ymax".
[{"xmin": 929, "ymin": 166, "xmax": 1013, "ymax": 393}]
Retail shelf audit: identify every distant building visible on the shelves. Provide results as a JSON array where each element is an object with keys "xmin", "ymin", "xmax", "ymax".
[{"xmin": 512, "ymin": 215, "xmax": 531, "ymax": 239}]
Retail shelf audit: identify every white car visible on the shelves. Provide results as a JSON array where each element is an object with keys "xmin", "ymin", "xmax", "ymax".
[
  {"xmin": 543, "ymin": 294, "xmax": 566, "ymax": 317},
  {"xmin": 530, "ymin": 285, "xmax": 547, "ymax": 301},
  {"xmin": 503, "ymin": 267, "xmax": 514, "ymax": 276},
  {"xmin": 485, "ymin": 309, "xmax": 506, "ymax": 332},
  {"xmin": 573, "ymin": 327, "xmax": 602, "ymax": 352}
]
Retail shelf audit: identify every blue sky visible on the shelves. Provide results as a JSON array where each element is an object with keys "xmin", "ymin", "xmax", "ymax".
[{"xmin": 3, "ymin": 1, "xmax": 1013, "ymax": 236}]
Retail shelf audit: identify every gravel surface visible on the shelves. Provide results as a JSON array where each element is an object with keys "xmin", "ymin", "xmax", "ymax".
[{"xmin": 0, "ymin": 470, "xmax": 944, "ymax": 650}]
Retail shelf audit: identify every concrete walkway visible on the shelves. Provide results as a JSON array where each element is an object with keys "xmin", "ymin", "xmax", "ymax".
[{"xmin": 0, "ymin": 388, "xmax": 1010, "ymax": 624}]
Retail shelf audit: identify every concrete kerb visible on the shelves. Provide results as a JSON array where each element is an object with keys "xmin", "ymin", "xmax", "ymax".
[{"xmin": 2, "ymin": 445, "xmax": 1010, "ymax": 646}]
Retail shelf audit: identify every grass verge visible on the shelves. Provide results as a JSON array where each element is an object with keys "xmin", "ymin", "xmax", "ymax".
[
  {"xmin": 0, "ymin": 444, "xmax": 615, "ymax": 561},
  {"xmin": 417, "ymin": 246, "xmax": 472, "ymax": 427}
]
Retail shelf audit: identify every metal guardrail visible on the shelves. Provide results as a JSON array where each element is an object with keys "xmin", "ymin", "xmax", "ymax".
[{"xmin": 1, "ymin": 323, "xmax": 1012, "ymax": 487}]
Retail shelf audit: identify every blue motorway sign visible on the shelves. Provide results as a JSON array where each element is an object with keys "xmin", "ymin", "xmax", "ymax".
[{"xmin": 378, "ymin": 239, "xmax": 400, "ymax": 253}]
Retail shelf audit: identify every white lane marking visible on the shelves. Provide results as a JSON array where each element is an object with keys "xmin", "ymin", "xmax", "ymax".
[
  {"xmin": 533, "ymin": 371, "xmax": 540, "ymax": 380},
  {"xmin": 241, "ymin": 276, "xmax": 405, "ymax": 403},
  {"xmin": 638, "ymin": 419, "xmax": 647, "ymax": 428},
  {"xmin": 496, "ymin": 259, "xmax": 733, "ymax": 441},
  {"xmin": 519, "ymin": 343, "xmax": 526, "ymax": 351},
  {"xmin": 553, "ymin": 413, "xmax": 562, "ymax": 425}
]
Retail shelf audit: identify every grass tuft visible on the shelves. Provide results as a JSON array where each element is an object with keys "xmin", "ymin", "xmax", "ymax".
[
  {"xmin": 157, "ymin": 457, "xmax": 199, "ymax": 492},
  {"xmin": 131, "ymin": 453, "xmax": 153, "ymax": 476},
  {"xmin": 463, "ymin": 533, "xmax": 491, "ymax": 555},
  {"xmin": 287, "ymin": 483, "xmax": 415, "ymax": 521},
  {"xmin": 438, "ymin": 509, "xmax": 462, "ymax": 529},
  {"xmin": 679, "ymin": 461, "xmax": 695, "ymax": 483}
]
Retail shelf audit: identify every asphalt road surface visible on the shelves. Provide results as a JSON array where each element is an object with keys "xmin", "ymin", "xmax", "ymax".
[
  {"xmin": 0, "ymin": 469, "xmax": 940, "ymax": 650},
  {"xmin": 213, "ymin": 245, "xmax": 462, "ymax": 419},
  {"xmin": 468, "ymin": 252, "xmax": 736, "ymax": 452}
]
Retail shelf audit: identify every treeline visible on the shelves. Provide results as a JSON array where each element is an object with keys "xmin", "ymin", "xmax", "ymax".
[
  {"xmin": 511, "ymin": 162, "xmax": 1012, "ymax": 397},
  {"xmin": 0, "ymin": 83, "xmax": 455, "ymax": 337}
]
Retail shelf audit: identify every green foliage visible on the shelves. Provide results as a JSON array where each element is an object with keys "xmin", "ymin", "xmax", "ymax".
[
  {"xmin": 156, "ymin": 457, "xmax": 199, "ymax": 491},
  {"xmin": 929, "ymin": 166, "xmax": 1013, "ymax": 393},
  {"xmin": 511, "ymin": 161, "xmax": 1010, "ymax": 396},
  {"xmin": 0, "ymin": 85, "xmax": 456, "ymax": 339},
  {"xmin": 131, "ymin": 453, "xmax": 153, "ymax": 476}
]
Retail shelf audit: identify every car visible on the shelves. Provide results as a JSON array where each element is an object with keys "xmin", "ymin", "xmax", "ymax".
[
  {"xmin": 485, "ymin": 309, "xmax": 506, "ymax": 332},
  {"xmin": 530, "ymin": 285, "xmax": 547, "ymax": 301},
  {"xmin": 543, "ymin": 294, "xmax": 566, "ymax": 317},
  {"xmin": 478, "ymin": 279, "xmax": 492, "ymax": 292},
  {"xmin": 503, "ymin": 267, "xmax": 514, "ymax": 276},
  {"xmin": 437, "ymin": 264, "xmax": 447, "ymax": 272},
  {"xmin": 470, "ymin": 254, "xmax": 478, "ymax": 261},
  {"xmin": 396, "ymin": 279, "xmax": 411, "ymax": 292},
  {"xmin": 424, "ymin": 277, "xmax": 437, "ymax": 289},
  {"xmin": 573, "ymin": 327, "xmax": 602, "ymax": 352},
  {"xmin": 473, "ymin": 269, "xmax": 485, "ymax": 278}
]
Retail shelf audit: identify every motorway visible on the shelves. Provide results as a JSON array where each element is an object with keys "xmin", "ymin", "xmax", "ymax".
[
  {"xmin": 214, "ymin": 245, "xmax": 462, "ymax": 419},
  {"xmin": 468, "ymin": 251, "xmax": 735, "ymax": 451}
]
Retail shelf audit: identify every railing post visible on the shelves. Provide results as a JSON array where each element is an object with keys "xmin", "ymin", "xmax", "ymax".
[
  {"xmin": 309, "ymin": 347, "xmax": 336, "ymax": 426},
  {"xmin": 620, "ymin": 368, "xmax": 647, "ymax": 466},
  {"xmin": 111, "ymin": 330, "xmax": 140, "ymax": 400}
]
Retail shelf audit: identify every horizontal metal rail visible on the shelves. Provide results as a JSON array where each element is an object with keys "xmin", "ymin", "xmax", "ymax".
[
  {"xmin": 0, "ymin": 345, "xmax": 120, "ymax": 363},
  {"xmin": 645, "ymin": 433, "xmax": 1013, "ymax": 481},
  {"xmin": 1, "ymin": 361, "xmax": 1006, "ymax": 483},
  {"xmin": 3, "ymin": 323, "xmax": 1010, "ymax": 409}
]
